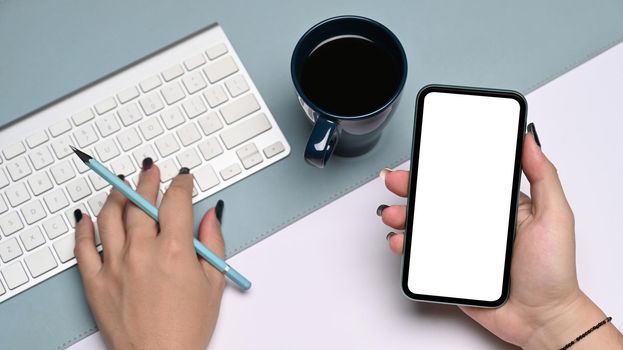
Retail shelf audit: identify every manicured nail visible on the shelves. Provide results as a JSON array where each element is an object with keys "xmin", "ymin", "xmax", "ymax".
[
  {"xmin": 527, "ymin": 122, "xmax": 541, "ymax": 148},
  {"xmin": 73, "ymin": 209, "xmax": 83, "ymax": 223},
  {"xmin": 117, "ymin": 174, "xmax": 125, "ymax": 180},
  {"xmin": 179, "ymin": 167, "xmax": 190, "ymax": 175},
  {"xmin": 215, "ymin": 199, "xmax": 224, "ymax": 224},
  {"xmin": 386, "ymin": 232, "xmax": 397, "ymax": 241},
  {"xmin": 142, "ymin": 157, "xmax": 153, "ymax": 170},
  {"xmin": 376, "ymin": 204, "xmax": 389, "ymax": 216},
  {"xmin": 379, "ymin": 168, "xmax": 391, "ymax": 180}
]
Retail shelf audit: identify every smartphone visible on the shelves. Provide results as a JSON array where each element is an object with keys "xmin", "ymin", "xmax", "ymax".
[{"xmin": 401, "ymin": 85, "xmax": 527, "ymax": 307}]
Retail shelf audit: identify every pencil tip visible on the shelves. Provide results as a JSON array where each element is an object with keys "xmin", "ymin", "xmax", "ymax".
[{"xmin": 70, "ymin": 146, "xmax": 92, "ymax": 163}]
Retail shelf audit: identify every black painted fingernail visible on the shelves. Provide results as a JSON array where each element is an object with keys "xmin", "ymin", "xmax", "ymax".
[
  {"xmin": 179, "ymin": 167, "xmax": 190, "ymax": 175},
  {"xmin": 376, "ymin": 204, "xmax": 389, "ymax": 216},
  {"xmin": 215, "ymin": 199, "xmax": 224, "ymax": 224},
  {"xmin": 142, "ymin": 157, "xmax": 153, "ymax": 170},
  {"xmin": 74, "ymin": 209, "xmax": 83, "ymax": 223},
  {"xmin": 386, "ymin": 232, "xmax": 397, "ymax": 241},
  {"xmin": 527, "ymin": 122, "xmax": 541, "ymax": 148},
  {"xmin": 117, "ymin": 174, "xmax": 125, "ymax": 180}
]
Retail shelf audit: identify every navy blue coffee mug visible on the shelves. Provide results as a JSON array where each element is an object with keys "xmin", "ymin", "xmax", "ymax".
[{"xmin": 291, "ymin": 15, "xmax": 407, "ymax": 168}]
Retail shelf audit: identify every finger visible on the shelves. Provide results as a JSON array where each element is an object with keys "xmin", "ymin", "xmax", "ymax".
[
  {"xmin": 125, "ymin": 158, "xmax": 160, "ymax": 241},
  {"xmin": 197, "ymin": 206, "xmax": 226, "ymax": 284},
  {"xmin": 74, "ymin": 210, "xmax": 101, "ymax": 278},
  {"xmin": 522, "ymin": 132, "xmax": 572, "ymax": 219},
  {"xmin": 97, "ymin": 175, "xmax": 129, "ymax": 263},
  {"xmin": 159, "ymin": 168, "xmax": 194, "ymax": 241},
  {"xmin": 383, "ymin": 170, "xmax": 410, "ymax": 197},
  {"xmin": 387, "ymin": 232, "xmax": 404, "ymax": 255},
  {"xmin": 380, "ymin": 205, "xmax": 407, "ymax": 230}
]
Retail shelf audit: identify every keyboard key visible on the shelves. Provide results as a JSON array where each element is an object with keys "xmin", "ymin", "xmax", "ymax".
[
  {"xmin": 220, "ymin": 93, "xmax": 260, "ymax": 124},
  {"xmin": 219, "ymin": 163, "xmax": 242, "ymax": 180},
  {"xmin": 0, "ymin": 280, "xmax": 4, "ymax": 295},
  {"xmin": 20, "ymin": 200, "xmax": 47, "ymax": 224},
  {"xmin": 94, "ymin": 97, "xmax": 118, "ymax": 115},
  {"xmin": 155, "ymin": 134, "xmax": 180, "ymax": 157},
  {"xmin": 176, "ymin": 123, "xmax": 201, "ymax": 146},
  {"xmin": 43, "ymin": 189, "xmax": 69, "ymax": 213},
  {"xmin": 203, "ymin": 56, "xmax": 238, "ymax": 83},
  {"xmin": 43, "ymin": 215, "xmax": 68, "ymax": 240},
  {"xmin": 197, "ymin": 137, "xmax": 223, "ymax": 161},
  {"xmin": 0, "ymin": 169, "xmax": 9, "ymax": 188},
  {"xmin": 48, "ymin": 119, "xmax": 72, "ymax": 137},
  {"xmin": 194, "ymin": 165, "xmax": 219, "ymax": 191},
  {"xmin": 181, "ymin": 71, "xmax": 207, "ymax": 94},
  {"xmin": 138, "ymin": 117, "xmax": 164, "ymax": 140},
  {"xmin": 206, "ymin": 43, "xmax": 228, "ymax": 60},
  {"xmin": 220, "ymin": 113, "xmax": 271, "ymax": 149},
  {"xmin": 132, "ymin": 144, "xmax": 159, "ymax": 164},
  {"xmin": 204, "ymin": 85, "xmax": 228, "ymax": 108},
  {"xmin": 197, "ymin": 112, "xmax": 223, "ymax": 136},
  {"xmin": 138, "ymin": 92, "xmax": 164, "ymax": 116},
  {"xmin": 263, "ymin": 141, "xmax": 286, "ymax": 158},
  {"xmin": 0, "ymin": 238, "xmax": 22, "ymax": 263},
  {"xmin": 88, "ymin": 192, "xmax": 108, "ymax": 216},
  {"xmin": 236, "ymin": 143, "xmax": 263, "ymax": 169},
  {"xmin": 182, "ymin": 95, "xmax": 207, "ymax": 119},
  {"xmin": 0, "ymin": 211, "xmax": 23, "ymax": 236},
  {"xmin": 3, "ymin": 142, "xmax": 26, "ymax": 160},
  {"xmin": 73, "ymin": 124, "xmax": 99, "ymax": 148},
  {"xmin": 116, "ymin": 128, "xmax": 142, "ymax": 151},
  {"xmin": 183, "ymin": 54, "xmax": 206, "ymax": 71},
  {"xmin": 158, "ymin": 159, "xmax": 178, "ymax": 182},
  {"xmin": 225, "ymin": 74, "xmax": 249, "ymax": 97},
  {"xmin": 88, "ymin": 172, "xmax": 110, "ymax": 191},
  {"xmin": 72, "ymin": 155, "xmax": 91, "ymax": 174},
  {"xmin": 95, "ymin": 113, "xmax": 121, "ymax": 137},
  {"xmin": 6, "ymin": 182, "xmax": 31, "ymax": 207},
  {"xmin": 6, "ymin": 156, "xmax": 32, "ymax": 181},
  {"xmin": 25, "ymin": 247, "xmax": 58, "ymax": 278},
  {"xmin": 161, "ymin": 82, "xmax": 186, "ymax": 105},
  {"xmin": 28, "ymin": 145, "xmax": 54, "ymax": 170},
  {"xmin": 117, "ymin": 103, "xmax": 144, "ymax": 126},
  {"xmin": 28, "ymin": 171, "xmax": 54, "ymax": 195},
  {"xmin": 1, "ymin": 262, "xmax": 29, "ymax": 289},
  {"xmin": 26, "ymin": 130, "xmax": 49, "ymax": 148},
  {"xmin": 140, "ymin": 75, "xmax": 162, "ymax": 92},
  {"xmin": 66, "ymin": 177, "xmax": 92, "ymax": 202},
  {"xmin": 110, "ymin": 155, "xmax": 137, "ymax": 176},
  {"xmin": 19, "ymin": 227, "xmax": 46, "ymax": 251},
  {"xmin": 0, "ymin": 196, "xmax": 7, "ymax": 214},
  {"xmin": 176, "ymin": 148, "xmax": 202, "ymax": 169},
  {"xmin": 49, "ymin": 161, "xmax": 75, "ymax": 185},
  {"xmin": 71, "ymin": 108, "xmax": 95, "ymax": 126},
  {"xmin": 162, "ymin": 64, "xmax": 184, "ymax": 81},
  {"xmin": 117, "ymin": 86, "xmax": 140, "ymax": 104},
  {"xmin": 95, "ymin": 138, "xmax": 121, "ymax": 162},
  {"xmin": 65, "ymin": 203, "xmax": 88, "ymax": 228},
  {"xmin": 53, "ymin": 232, "xmax": 76, "ymax": 263},
  {"xmin": 161, "ymin": 106, "xmax": 186, "ymax": 129},
  {"xmin": 50, "ymin": 135, "xmax": 74, "ymax": 159}
]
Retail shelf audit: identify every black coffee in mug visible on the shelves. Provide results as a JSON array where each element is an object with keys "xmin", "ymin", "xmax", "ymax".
[{"xmin": 300, "ymin": 36, "xmax": 402, "ymax": 116}]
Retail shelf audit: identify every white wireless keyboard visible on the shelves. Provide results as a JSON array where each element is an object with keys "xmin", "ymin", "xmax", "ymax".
[{"xmin": 0, "ymin": 24, "xmax": 290, "ymax": 303}]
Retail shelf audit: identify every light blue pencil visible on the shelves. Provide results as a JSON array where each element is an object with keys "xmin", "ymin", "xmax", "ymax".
[{"xmin": 70, "ymin": 146, "xmax": 251, "ymax": 290}]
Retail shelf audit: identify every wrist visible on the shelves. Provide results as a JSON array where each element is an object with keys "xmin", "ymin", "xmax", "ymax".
[{"xmin": 522, "ymin": 291, "xmax": 607, "ymax": 350}]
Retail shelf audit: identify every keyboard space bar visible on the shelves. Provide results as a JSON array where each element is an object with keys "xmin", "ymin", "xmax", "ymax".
[{"xmin": 220, "ymin": 113, "xmax": 271, "ymax": 149}]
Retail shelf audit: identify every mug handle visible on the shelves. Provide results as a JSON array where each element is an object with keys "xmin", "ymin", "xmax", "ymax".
[{"xmin": 304, "ymin": 117, "xmax": 339, "ymax": 168}]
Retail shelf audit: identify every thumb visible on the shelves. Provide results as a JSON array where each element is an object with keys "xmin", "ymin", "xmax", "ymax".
[
  {"xmin": 522, "ymin": 130, "xmax": 572, "ymax": 219},
  {"xmin": 198, "ymin": 205, "xmax": 226, "ymax": 281}
]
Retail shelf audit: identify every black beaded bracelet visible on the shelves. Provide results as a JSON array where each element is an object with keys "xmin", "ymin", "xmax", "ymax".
[{"xmin": 559, "ymin": 316, "xmax": 612, "ymax": 350}]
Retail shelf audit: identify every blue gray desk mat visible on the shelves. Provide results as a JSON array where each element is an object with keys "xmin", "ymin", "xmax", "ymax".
[{"xmin": 1, "ymin": 1, "xmax": 623, "ymax": 348}]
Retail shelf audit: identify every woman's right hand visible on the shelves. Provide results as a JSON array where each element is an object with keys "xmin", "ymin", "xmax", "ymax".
[{"xmin": 379, "ymin": 130, "xmax": 623, "ymax": 349}]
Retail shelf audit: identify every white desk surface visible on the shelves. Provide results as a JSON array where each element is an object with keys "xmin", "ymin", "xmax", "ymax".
[{"xmin": 71, "ymin": 42, "xmax": 623, "ymax": 349}]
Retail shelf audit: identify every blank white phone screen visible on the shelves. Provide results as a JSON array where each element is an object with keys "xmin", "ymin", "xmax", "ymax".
[{"xmin": 408, "ymin": 92, "xmax": 520, "ymax": 302}]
